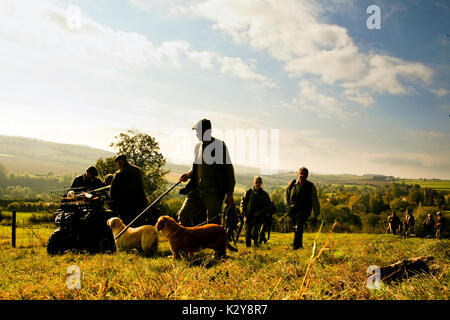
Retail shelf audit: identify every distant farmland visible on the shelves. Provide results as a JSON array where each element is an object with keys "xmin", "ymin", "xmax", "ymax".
[{"xmin": 402, "ymin": 180, "xmax": 450, "ymax": 192}]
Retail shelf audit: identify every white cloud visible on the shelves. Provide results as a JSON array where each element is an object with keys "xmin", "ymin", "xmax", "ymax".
[
  {"xmin": 342, "ymin": 54, "xmax": 433, "ymax": 95},
  {"xmin": 164, "ymin": 0, "xmax": 434, "ymax": 109},
  {"xmin": 406, "ymin": 130, "xmax": 446, "ymax": 138},
  {"xmin": 364, "ymin": 152, "xmax": 450, "ymax": 170},
  {"xmin": 290, "ymin": 82, "xmax": 356, "ymax": 121},
  {"xmin": 0, "ymin": 0, "xmax": 274, "ymax": 86},
  {"xmin": 431, "ymin": 88, "xmax": 449, "ymax": 96}
]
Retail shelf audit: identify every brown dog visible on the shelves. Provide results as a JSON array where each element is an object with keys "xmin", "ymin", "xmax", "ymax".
[
  {"xmin": 155, "ymin": 215, "xmax": 238, "ymax": 259},
  {"xmin": 107, "ymin": 217, "xmax": 158, "ymax": 257}
]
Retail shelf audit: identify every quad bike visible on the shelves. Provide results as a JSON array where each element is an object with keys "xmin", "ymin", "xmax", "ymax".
[{"xmin": 46, "ymin": 187, "xmax": 116, "ymax": 255}]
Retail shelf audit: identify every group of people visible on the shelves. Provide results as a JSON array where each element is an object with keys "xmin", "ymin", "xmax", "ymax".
[
  {"xmin": 71, "ymin": 118, "xmax": 446, "ymax": 249},
  {"xmin": 69, "ymin": 155, "xmax": 149, "ymax": 226},
  {"xmin": 70, "ymin": 119, "xmax": 321, "ymax": 250},
  {"xmin": 176, "ymin": 119, "xmax": 320, "ymax": 250},
  {"xmin": 386, "ymin": 209, "xmax": 446, "ymax": 239}
]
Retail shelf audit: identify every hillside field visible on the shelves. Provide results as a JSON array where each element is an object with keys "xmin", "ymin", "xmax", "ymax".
[{"xmin": 0, "ymin": 223, "xmax": 448, "ymax": 300}]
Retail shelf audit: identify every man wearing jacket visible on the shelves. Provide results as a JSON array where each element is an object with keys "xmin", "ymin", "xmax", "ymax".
[
  {"xmin": 285, "ymin": 167, "xmax": 320, "ymax": 250},
  {"xmin": 70, "ymin": 166, "xmax": 103, "ymax": 192},
  {"xmin": 241, "ymin": 176, "xmax": 272, "ymax": 248},
  {"xmin": 178, "ymin": 119, "xmax": 235, "ymax": 226},
  {"xmin": 110, "ymin": 154, "xmax": 149, "ymax": 226}
]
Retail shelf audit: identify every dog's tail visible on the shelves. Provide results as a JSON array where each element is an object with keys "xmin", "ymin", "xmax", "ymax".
[{"xmin": 227, "ymin": 243, "xmax": 238, "ymax": 252}]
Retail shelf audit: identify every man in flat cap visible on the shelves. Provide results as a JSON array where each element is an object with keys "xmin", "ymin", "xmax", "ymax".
[
  {"xmin": 285, "ymin": 167, "xmax": 320, "ymax": 249},
  {"xmin": 178, "ymin": 119, "xmax": 236, "ymax": 226},
  {"xmin": 110, "ymin": 154, "xmax": 149, "ymax": 226},
  {"xmin": 69, "ymin": 166, "xmax": 103, "ymax": 193}
]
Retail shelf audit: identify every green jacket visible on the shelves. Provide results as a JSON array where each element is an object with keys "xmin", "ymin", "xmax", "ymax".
[
  {"xmin": 285, "ymin": 179, "xmax": 320, "ymax": 219},
  {"xmin": 240, "ymin": 187, "xmax": 272, "ymax": 218},
  {"xmin": 181, "ymin": 137, "xmax": 235, "ymax": 198}
]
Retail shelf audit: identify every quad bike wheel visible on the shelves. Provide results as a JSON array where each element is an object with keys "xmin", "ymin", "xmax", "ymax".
[{"xmin": 46, "ymin": 228, "xmax": 71, "ymax": 255}]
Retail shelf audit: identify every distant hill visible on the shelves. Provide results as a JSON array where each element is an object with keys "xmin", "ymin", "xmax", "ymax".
[
  {"xmin": 0, "ymin": 135, "xmax": 401, "ymax": 193},
  {"xmin": 0, "ymin": 135, "xmax": 114, "ymax": 175}
]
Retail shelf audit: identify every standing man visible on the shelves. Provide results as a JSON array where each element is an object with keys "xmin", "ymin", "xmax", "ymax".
[
  {"xmin": 178, "ymin": 119, "xmax": 235, "ymax": 226},
  {"xmin": 423, "ymin": 213, "xmax": 435, "ymax": 238},
  {"xmin": 403, "ymin": 209, "xmax": 415, "ymax": 238},
  {"xmin": 110, "ymin": 154, "xmax": 149, "ymax": 226},
  {"xmin": 386, "ymin": 211, "xmax": 401, "ymax": 235},
  {"xmin": 435, "ymin": 211, "xmax": 446, "ymax": 239},
  {"xmin": 241, "ymin": 176, "xmax": 272, "ymax": 248},
  {"xmin": 285, "ymin": 167, "xmax": 320, "ymax": 250},
  {"xmin": 69, "ymin": 166, "xmax": 103, "ymax": 192}
]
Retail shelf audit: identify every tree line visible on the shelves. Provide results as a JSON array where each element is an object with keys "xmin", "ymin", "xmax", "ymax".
[{"xmin": 0, "ymin": 130, "xmax": 448, "ymax": 237}]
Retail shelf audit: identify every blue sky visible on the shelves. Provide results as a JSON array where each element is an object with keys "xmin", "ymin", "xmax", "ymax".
[{"xmin": 0, "ymin": 0, "xmax": 449, "ymax": 178}]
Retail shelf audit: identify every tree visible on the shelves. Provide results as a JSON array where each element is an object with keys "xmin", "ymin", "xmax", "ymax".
[
  {"xmin": 7, "ymin": 202, "xmax": 20, "ymax": 212},
  {"xmin": 95, "ymin": 157, "xmax": 117, "ymax": 178},
  {"xmin": 369, "ymin": 192, "xmax": 386, "ymax": 214},
  {"xmin": 106, "ymin": 129, "xmax": 168, "ymax": 199},
  {"xmin": 391, "ymin": 183, "xmax": 403, "ymax": 198},
  {"xmin": 409, "ymin": 189, "xmax": 424, "ymax": 205},
  {"xmin": 364, "ymin": 213, "xmax": 381, "ymax": 232},
  {"xmin": 0, "ymin": 163, "xmax": 7, "ymax": 189},
  {"xmin": 390, "ymin": 198, "xmax": 409, "ymax": 212},
  {"xmin": 350, "ymin": 194, "xmax": 370, "ymax": 213},
  {"xmin": 270, "ymin": 187, "xmax": 287, "ymax": 213}
]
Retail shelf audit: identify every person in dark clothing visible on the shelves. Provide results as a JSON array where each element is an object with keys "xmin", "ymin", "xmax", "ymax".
[
  {"xmin": 223, "ymin": 203, "xmax": 241, "ymax": 244},
  {"xmin": 241, "ymin": 176, "xmax": 272, "ymax": 248},
  {"xmin": 435, "ymin": 211, "xmax": 446, "ymax": 239},
  {"xmin": 69, "ymin": 166, "xmax": 103, "ymax": 193},
  {"xmin": 403, "ymin": 209, "xmax": 415, "ymax": 238},
  {"xmin": 285, "ymin": 167, "xmax": 320, "ymax": 250},
  {"xmin": 259, "ymin": 199, "xmax": 276, "ymax": 244},
  {"xmin": 178, "ymin": 119, "xmax": 235, "ymax": 226},
  {"xmin": 110, "ymin": 155, "xmax": 149, "ymax": 226},
  {"xmin": 423, "ymin": 214, "xmax": 435, "ymax": 238},
  {"xmin": 386, "ymin": 211, "xmax": 401, "ymax": 235}
]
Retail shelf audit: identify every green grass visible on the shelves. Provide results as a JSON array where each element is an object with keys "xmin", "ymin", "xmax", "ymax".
[
  {"xmin": 0, "ymin": 225, "xmax": 448, "ymax": 300},
  {"xmin": 402, "ymin": 180, "xmax": 450, "ymax": 192},
  {"xmin": 0, "ymin": 211, "xmax": 54, "ymax": 226}
]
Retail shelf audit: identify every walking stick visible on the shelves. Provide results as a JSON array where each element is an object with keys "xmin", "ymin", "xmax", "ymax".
[{"xmin": 114, "ymin": 181, "xmax": 181, "ymax": 240}]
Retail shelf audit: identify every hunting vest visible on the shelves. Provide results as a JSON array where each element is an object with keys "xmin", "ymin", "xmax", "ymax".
[
  {"xmin": 287, "ymin": 179, "xmax": 313, "ymax": 215},
  {"xmin": 242, "ymin": 187, "xmax": 270, "ymax": 216}
]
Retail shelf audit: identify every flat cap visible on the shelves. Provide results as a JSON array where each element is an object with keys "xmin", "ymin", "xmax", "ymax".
[
  {"xmin": 192, "ymin": 118, "xmax": 211, "ymax": 131},
  {"xmin": 114, "ymin": 154, "xmax": 127, "ymax": 162}
]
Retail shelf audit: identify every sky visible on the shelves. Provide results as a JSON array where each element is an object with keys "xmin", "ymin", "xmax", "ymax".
[{"xmin": 0, "ymin": 0, "xmax": 449, "ymax": 178}]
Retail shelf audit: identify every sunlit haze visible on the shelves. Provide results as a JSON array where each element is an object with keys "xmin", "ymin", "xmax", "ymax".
[{"xmin": 0, "ymin": 0, "xmax": 449, "ymax": 178}]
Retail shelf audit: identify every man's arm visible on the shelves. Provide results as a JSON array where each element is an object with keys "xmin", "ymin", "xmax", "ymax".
[
  {"xmin": 223, "ymin": 142, "xmax": 235, "ymax": 206},
  {"xmin": 240, "ymin": 189, "xmax": 250, "ymax": 217},
  {"xmin": 311, "ymin": 184, "xmax": 320, "ymax": 218},
  {"xmin": 179, "ymin": 170, "xmax": 193, "ymax": 182},
  {"xmin": 261, "ymin": 191, "xmax": 272, "ymax": 216},
  {"xmin": 285, "ymin": 179, "xmax": 295, "ymax": 206}
]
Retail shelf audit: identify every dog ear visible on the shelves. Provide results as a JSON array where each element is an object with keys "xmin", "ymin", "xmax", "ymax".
[{"xmin": 156, "ymin": 218, "xmax": 163, "ymax": 231}]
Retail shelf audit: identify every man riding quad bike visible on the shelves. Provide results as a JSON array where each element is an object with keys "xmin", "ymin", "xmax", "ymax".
[{"xmin": 46, "ymin": 187, "xmax": 116, "ymax": 255}]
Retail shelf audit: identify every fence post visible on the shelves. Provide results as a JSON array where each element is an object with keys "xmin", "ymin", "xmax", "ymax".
[{"xmin": 12, "ymin": 210, "xmax": 16, "ymax": 248}]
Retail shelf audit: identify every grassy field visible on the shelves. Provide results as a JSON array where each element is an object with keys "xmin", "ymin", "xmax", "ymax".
[
  {"xmin": 0, "ymin": 223, "xmax": 448, "ymax": 300},
  {"xmin": 402, "ymin": 180, "xmax": 450, "ymax": 192}
]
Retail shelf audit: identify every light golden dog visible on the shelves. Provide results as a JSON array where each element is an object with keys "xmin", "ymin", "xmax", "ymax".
[
  {"xmin": 155, "ymin": 215, "xmax": 238, "ymax": 259},
  {"xmin": 107, "ymin": 217, "xmax": 158, "ymax": 257}
]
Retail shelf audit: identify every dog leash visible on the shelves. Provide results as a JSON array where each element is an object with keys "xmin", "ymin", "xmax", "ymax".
[
  {"xmin": 192, "ymin": 214, "xmax": 221, "ymax": 228},
  {"xmin": 114, "ymin": 181, "xmax": 181, "ymax": 240}
]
